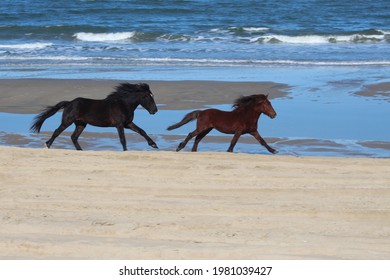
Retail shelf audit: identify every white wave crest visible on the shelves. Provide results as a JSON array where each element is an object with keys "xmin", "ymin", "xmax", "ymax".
[
  {"xmin": 0, "ymin": 43, "xmax": 53, "ymax": 49},
  {"xmin": 1, "ymin": 55, "xmax": 90, "ymax": 61},
  {"xmin": 378, "ymin": 29, "xmax": 390, "ymax": 35},
  {"xmin": 252, "ymin": 33, "xmax": 386, "ymax": 44},
  {"xmin": 74, "ymin": 32, "xmax": 136, "ymax": 42},
  {"xmin": 242, "ymin": 27, "xmax": 270, "ymax": 33}
]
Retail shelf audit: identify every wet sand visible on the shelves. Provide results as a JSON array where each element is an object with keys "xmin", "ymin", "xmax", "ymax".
[
  {"xmin": 0, "ymin": 79, "xmax": 390, "ymax": 259},
  {"xmin": 356, "ymin": 82, "xmax": 390, "ymax": 101},
  {"xmin": 1, "ymin": 78, "xmax": 389, "ymax": 157},
  {"xmin": 0, "ymin": 79, "xmax": 289, "ymax": 113}
]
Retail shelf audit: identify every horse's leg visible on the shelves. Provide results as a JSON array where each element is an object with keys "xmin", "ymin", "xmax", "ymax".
[
  {"xmin": 46, "ymin": 122, "xmax": 72, "ymax": 148},
  {"xmin": 227, "ymin": 131, "xmax": 243, "ymax": 152},
  {"xmin": 176, "ymin": 129, "xmax": 200, "ymax": 152},
  {"xmin": 192, "ymin": 128, "xmax": 212, "ymax": 152},
  {"xmin": 116, "ymin": 125, "xmax": 127, "ymax": 151},
  {"xmin": 250, "ymin": 131, "xmax": 278, "ymax": 154},
  {"xmin": 71, "ymin": 122, "xmax": 87, "ymax": 150},
  {"xmin": 126, "ymin": 122, "xmax": 158, "ymax": 149}
]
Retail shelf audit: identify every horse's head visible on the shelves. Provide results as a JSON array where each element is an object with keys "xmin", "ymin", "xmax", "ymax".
[
  {"xmin": 109, "ymin": 82, "xmax": 158, "ymax": 114},
  {"xmin": 258, "ymin": 94, "xmax": 277, "ymax": 119},
  {"xmin": 137, "ymin": 83, "xmax": 158, "ymax": 115},
  {"xmin": 233, "ymin": 94, "xmax": 277, "ymax": 118}
]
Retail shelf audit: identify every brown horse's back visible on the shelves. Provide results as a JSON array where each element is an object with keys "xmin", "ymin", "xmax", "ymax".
[{"xmin": 198, "ymin": 109, "xmax": 250, "ymax": 134}]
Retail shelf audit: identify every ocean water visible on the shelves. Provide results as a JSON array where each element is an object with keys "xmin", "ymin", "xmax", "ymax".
[
  {"xmin": 0, "ymin": 0, "xmax": 389, "ymax": 156},
  {"xmin": 1, "ymin": 0, "xmax": 389, "ymax": 73}
]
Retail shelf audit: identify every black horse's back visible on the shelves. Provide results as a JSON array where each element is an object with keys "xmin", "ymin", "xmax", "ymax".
[{"xmin": 30, "ymin": 101, "xmax": 70, "ymax": 133}]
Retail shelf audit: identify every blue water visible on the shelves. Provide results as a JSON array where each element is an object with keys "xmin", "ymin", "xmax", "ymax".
[
  {"xmin": 1, "ymin": 0, "xmax": 389, "ymax": 73},
  {"xmin": 0, "ymin": 0, "xmax": 389, "ymax": 157},
  {"xmin": 1, "ymin": 106, "xmax": 390, "ymax": 157}
]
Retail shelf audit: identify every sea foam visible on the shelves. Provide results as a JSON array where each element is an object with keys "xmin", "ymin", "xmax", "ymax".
[
  {"xmin": 0, "ymin": 43, "xmax": 53, "ymax": 49},
  {"xmin": 251, "ymin": 33, "xmax": 386, "ymax": 44},
  {"xmin": 74, "ymin": 32, "xmax": 136, "ymax": 42}
]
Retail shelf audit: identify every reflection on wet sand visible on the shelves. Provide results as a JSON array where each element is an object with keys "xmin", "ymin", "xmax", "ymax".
[
  {"xmin": 0, "ymin": 79, "xmax": 389, "ymax": 157},
  {"xmin": 1, "ymin": 131, "xmax": 389, "ymax": 158}
]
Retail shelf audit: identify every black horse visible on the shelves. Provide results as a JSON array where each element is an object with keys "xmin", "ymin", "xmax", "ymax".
[{"xmin": 30, "ymin": 82, "xmax": 158, "ymax": 151}]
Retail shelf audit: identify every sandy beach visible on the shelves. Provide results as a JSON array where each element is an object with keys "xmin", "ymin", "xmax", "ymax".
[
  {"xmin": 0, "ymin": 146, "xmax": 389, "ymax": 259},
  {"xmin": 0, "ymin": 78, "xmax": 390, "ymax": 259}
]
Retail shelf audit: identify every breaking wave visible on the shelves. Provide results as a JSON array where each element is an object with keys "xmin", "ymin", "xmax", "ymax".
[
  {"xmin": 250, "ymin": 33, "xmax": 388, "ymax": 44},
  {"xmin": 71, "ymin": 28, "xmax": 390, "ymax": 44},
  {"xmin": 0, "ymin": 42, "xmax": 53, "ymax": 49},
  {"xmin": 74, "ymin": 32, "xmax": 137, "ymax": 42}
]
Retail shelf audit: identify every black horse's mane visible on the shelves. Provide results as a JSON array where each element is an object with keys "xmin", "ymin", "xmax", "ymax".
[
  {"xmin": 232, "ymin": 94, "xmax": 267, "ymax": 110},
  {"xmin": 106, "ymin": 83, "xmax": 150, "ymax": 100}
]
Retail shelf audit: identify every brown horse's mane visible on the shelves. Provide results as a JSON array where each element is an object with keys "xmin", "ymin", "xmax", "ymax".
[
  {"xmin": 232, "ymin": 94, "xmax": 267, "ymax": 110},
  {"xmin": 106, "ymin": 83, "xmax": 150, "ymax": 100}
]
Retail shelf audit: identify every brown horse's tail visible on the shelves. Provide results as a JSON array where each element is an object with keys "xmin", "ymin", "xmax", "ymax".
[
  {"xmin": 167, "ymin": 110, "xmax": 201, "ymax": 130},
  {"xmin": 30, "ymin": 101, "xmax": 70, "ymax": 133}
]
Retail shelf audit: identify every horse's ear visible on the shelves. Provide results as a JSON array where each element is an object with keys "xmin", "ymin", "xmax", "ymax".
[{"xmin": 266, "ymin": 94, "xmax": 269, "ymax": 99}]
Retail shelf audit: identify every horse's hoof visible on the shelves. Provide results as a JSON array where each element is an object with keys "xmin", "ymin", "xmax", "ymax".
[
  {"xmin": 176, "ymin": 143, "xmax": 185, "ymax": 152},
  {"xmin": 272, "ymin": 149, "xmax": 279, "ymax": 154},
  {"xmin": 151, "ymin": 143, "xmax": 158, "ymax": 149}
]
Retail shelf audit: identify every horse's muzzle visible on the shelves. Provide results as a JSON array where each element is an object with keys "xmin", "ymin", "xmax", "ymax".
[
  {"xmin": 271, "ymin": 113, "xmax": 277, "ymax": 119},
  {"xmin": 149, "ymin": 108, "xmax": 158, "ymax": 115}
]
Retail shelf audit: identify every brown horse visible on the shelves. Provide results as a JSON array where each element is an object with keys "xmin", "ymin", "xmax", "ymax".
[
  {"xmin": 167, "ymin": 94, "xmax": 277, "ymax": 153},
  {"xmin": 30, "ymin": 82, "xmax": 158, "ymax": 151}
]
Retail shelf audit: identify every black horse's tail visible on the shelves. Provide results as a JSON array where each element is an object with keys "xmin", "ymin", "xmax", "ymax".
[
  {"xmin": 30, "ymin": 101, "xmax": 70, "ymax": 133},
  {"xmin": 167, "ymin": 110, "xmax": 201, "ymax": 131}
]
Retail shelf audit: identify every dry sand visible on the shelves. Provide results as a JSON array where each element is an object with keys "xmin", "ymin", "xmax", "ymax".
[{"xmin": 0, "ymin": 146, "xmax": 389, "ymax": 259}]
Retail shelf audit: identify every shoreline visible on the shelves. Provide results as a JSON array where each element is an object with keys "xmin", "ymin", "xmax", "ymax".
[
  {"xmin": 0, "ymin": 78, "xmax": 389, "ymax": 157},
  {"xmin": 1, "ymin": 129, "xmax": 389, "ymax": 158},
  {"xmin": 1, "ymin": 146, "xmax": 389, "ymax": 259}
]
